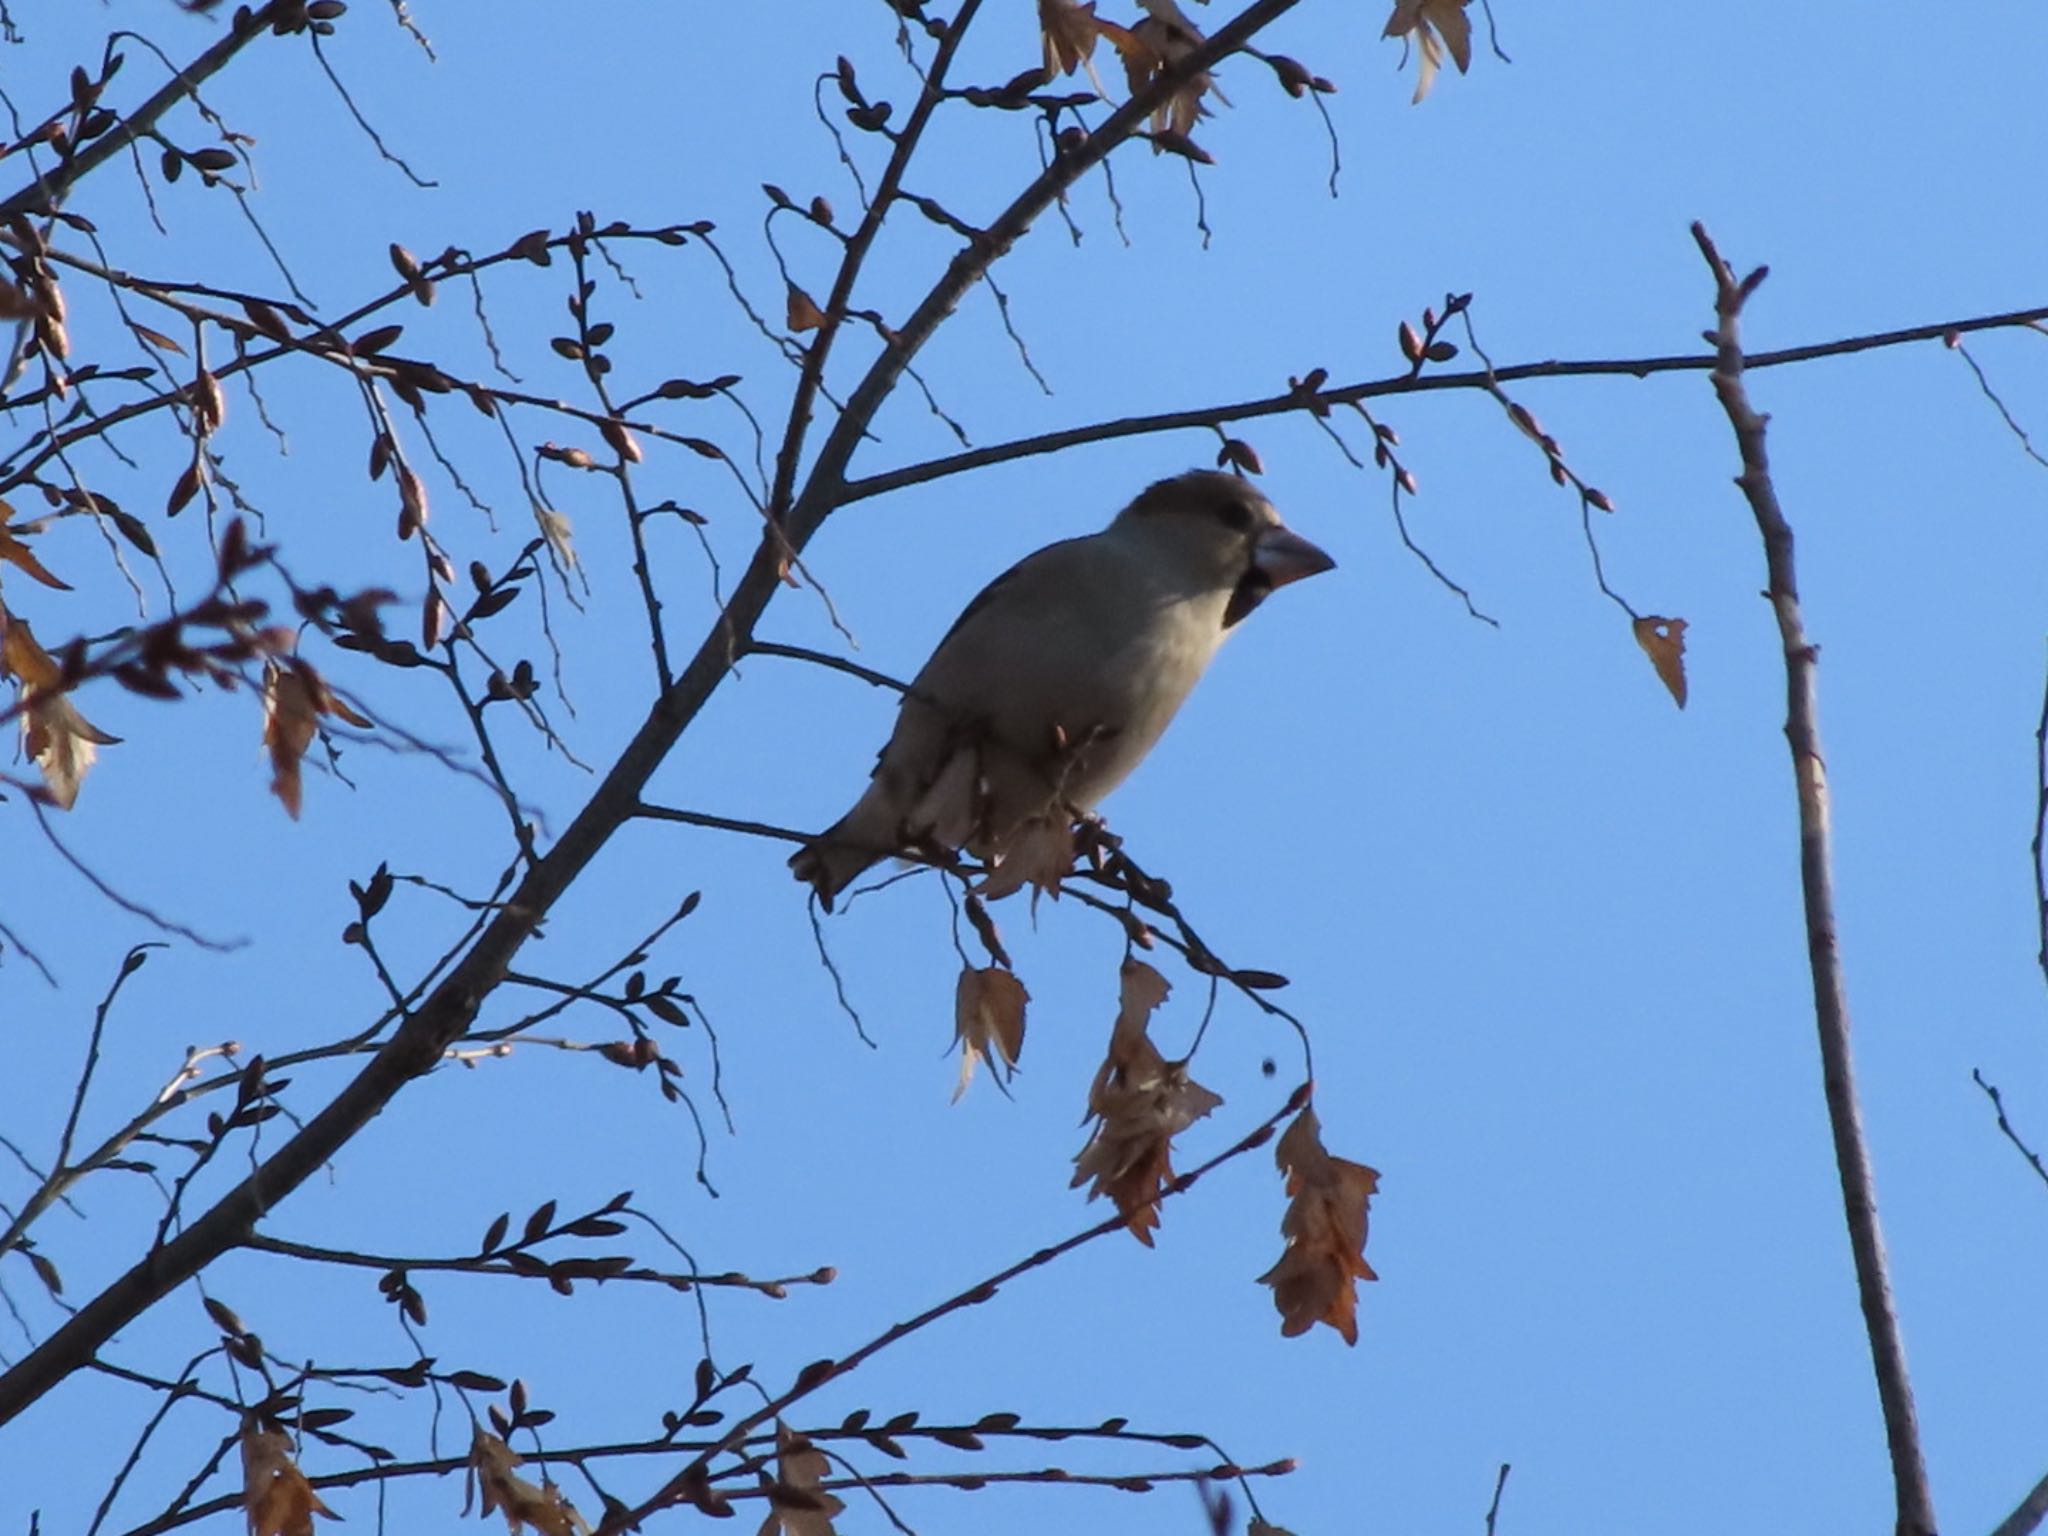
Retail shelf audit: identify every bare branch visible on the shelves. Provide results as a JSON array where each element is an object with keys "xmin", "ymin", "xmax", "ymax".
[
  {"xmin": 1691, "ymin": 220, "xmax": 1936, "ymax": 1536},
  {"xmin": 839, "ymin": 299, "xmax": 2048, "ymax": 507}
]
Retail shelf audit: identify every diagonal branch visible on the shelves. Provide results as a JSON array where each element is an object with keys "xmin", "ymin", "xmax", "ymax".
[
  {"xmin": 1691, "ymin": 220, "xmax": 1936, "ymax": 1536},
  {"xmin": 0, "ymin": 3, "xmax": 290, "ymax": 220},
  {"xmin": 0, "ymin": 0, "xmax": 1309, "ymax": 1432}
]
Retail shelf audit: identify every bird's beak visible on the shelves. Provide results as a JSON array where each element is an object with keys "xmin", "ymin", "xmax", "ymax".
[{"xmin": 1253, "ymin": 524, "xmax": 1336, "ymax": 589}]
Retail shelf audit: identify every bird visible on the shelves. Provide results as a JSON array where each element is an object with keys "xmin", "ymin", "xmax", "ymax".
[{"xmin": 789, "ymin": 469, "xmax": 1334, "ymax": 909}]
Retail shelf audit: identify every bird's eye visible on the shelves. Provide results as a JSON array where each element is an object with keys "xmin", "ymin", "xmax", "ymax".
[{"xmin": 1217, "ymin": 501, "xmax": 1253, "ymax": 532}]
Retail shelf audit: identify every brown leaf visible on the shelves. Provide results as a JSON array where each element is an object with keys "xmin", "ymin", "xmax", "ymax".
[
  {"xmin": 1259, "ymin": 1107, "xmax": 1380, "ymax": 1344},
  {"xmin": 1112, "ymin": 3, "xmax": 1227, "ymax": 142},
  {"xmin": 167, "ymin": 460, "xmax": 203, "ymax": 517},
  {"xmin": 241, "ymin": 1421, "xmax": 338, "ymax": 1536},
  {"xmin": 756, "ymin": 1421, "xmax": 845, "ymax": 1536},
  {"xmin": 1632, "ymin": 615, "xmax": 1688, "ymax": 709},
  {"xmin": 786, "ymin": 285, "xmax": 827, "ymax": 333},
  {"xmin": 1383, "ymin": 0, "xmax": 1473, "ymax": 102},
  {"xmin": 193, "ymin": 368, "xmax": 226, "ymax": 433},
  {"xmin": 953, "ymin": 965, "xmax": 1029, "ymax": 1101},
  {"xmin": 977, "ymin": 815, "xmax": 1075, "ymax": 903},
  {"xmin": 598, "ymin": 417, "xmax": 643, "ymax": 463},
  {"xmin": 263, "ymin": 664, "xmax": 318, "ymax": 819},
  {"xmin": 1071, "ymin": 959, "xmax": 1223, "ymax": 1244},
  {"xmin": 467, "ymin": 1427, "xmax": 591, "ymax": 1536},
  {"xmin": 0, "ymin": 512, "xmax": 71, "ymax": 589},
  {"xmin": 262, "ymin": 659, "xmax": 369, "ymax": 819},
  {"xmin": 1039, "ymin": 0, "xmax": 1102, "ymax": 77},
  {"xmin": 129, "ymin": 320, "xmax": 185, "ymax": 354},
  {"xmin": 2, "ymin": 615, "xmax": 118, "ymax": 809},
  {"xmin": 396, "ymin": 463, "xmax": 428, "ymax": 540}
]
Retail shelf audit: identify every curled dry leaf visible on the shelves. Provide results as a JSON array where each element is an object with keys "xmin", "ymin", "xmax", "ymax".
[
  {"xmin": 953, "ymin": 964, "xmax": 1029, "ymax": 1101},
  {"xmin": 1632, "ymin": 614, "xmax": 1689, "ymax": 709},
  {"xmin": 0, "ymin": 507, "xmax": 72, "ymax": 589},
  {"xmin": 1382, "ymin": 0, "xmax": 1472, "ymax": 103},
  {"xmin": 786, "ymin": 284, "xmax": 827, "ymax": 333},
  {"xmin": 1259, "ymin": 1107, "xmax": 1379, "ymax": 1345},
  {"xmin": 263, "ymin": 658, "xmax": 372, "ymax": 819},
  {"xmin": 241, "ymin": 1420, "xmax": 338, "ymax": 1536},
  {"xmin": 1110, "ymin": 0, "xmax": 1227, "ymax": 143},
  {"xmin": 757, "ymin": 1420, "xmax": 846, "ymax": 1536},
  {"xmin": 467, "ymin": 1427, "xmax": 591, "ymax": 1536},
  {"xmin": 2, "ymin": 611, "xmax": 119, "ymax": 809},
  {"xmin": 1071, "ymin": 958, "xmax": 1223, "ymax": 1245},
  {"xmin": 976, "ymin": 814, "xmax": 1075, "ymax": 903},
  {"xmin": 1039, "ymin": 0, "xmax": 1104, "ymax": 78}
]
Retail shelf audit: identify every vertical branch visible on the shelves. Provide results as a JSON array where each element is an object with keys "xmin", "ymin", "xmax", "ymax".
[
  {"xmin": 2032, "ymin": 645, "xmax": 2048, "ymax": 1001},
  {"xmin": 1690, "ymin": 222, "xmax": 1936, "ymax": 1536},
  {"xmin": 767, "ymin": 0, "xmax": 988, "ymax": 523}
]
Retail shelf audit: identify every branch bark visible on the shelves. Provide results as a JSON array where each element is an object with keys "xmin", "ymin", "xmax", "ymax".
[
  {"xmin": 840, "ymin": 299, "xmax": 2048, "ymax": 505},
  {"xmin": 1692, "ymin": 221, "xmax": 1937, "ymax": 1536},
  {"xmin": 0, "ymin": 0, "xmax": 1305, "ymax": 1431},
  {"xmin": 0, "ymin": 3, "xmax": 290, "ymax": 220}
]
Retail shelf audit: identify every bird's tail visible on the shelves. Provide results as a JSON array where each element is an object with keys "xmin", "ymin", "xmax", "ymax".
[
  {"xmin": 790, "ymin": 780, "xmax": 909, "ymax": 911},
  {"xmin": 787, "ymin": 830, "xmax": 882, "ymax": 913}
]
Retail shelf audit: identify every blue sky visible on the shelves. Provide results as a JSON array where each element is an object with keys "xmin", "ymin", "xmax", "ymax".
[{"xmin": 4, "ymin": 3, "xmax": 2048, "ymax": 1535}]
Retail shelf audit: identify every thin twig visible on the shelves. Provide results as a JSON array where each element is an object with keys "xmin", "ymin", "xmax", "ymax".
[
  {"xmin": 1970, "ymin": 1069, "xmax": 2048, "ymax": 1194},
  {"xmin": 627, "ymin": 1085, "xmax": 1308, "ymax": 1525},
  {"xmin": 2033, "ymin": 645, "xmax": 2048, "ymax": 1004},
  {"xmin": 1484, "ymin": 1462, "xmax": 1510, "ymax": 1536}
]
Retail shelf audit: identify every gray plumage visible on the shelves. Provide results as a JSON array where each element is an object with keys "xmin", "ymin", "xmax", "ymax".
[{"xmin": 791, "ymin": 469, "xmax": 1333, "ymax": 908}]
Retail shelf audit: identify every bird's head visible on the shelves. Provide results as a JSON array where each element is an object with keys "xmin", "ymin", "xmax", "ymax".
[{"xmin": 1116, "ymin": 469, "xmax": 1335, "ymax": 627}]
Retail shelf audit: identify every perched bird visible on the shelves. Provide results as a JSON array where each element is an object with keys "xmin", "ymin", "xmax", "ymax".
[{"xmin": 790, "ymin": 469, "xmax": 1334, "ymax": 908}]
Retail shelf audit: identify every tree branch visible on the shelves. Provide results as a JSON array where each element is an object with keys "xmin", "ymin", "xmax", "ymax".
[
  {"xmin": 0, "ymin": 0, "xmax": 1310, "ymax": 1433},
  {"xmin": 1692, "ymin": 220, "xmax": 1936, "ymax": 1536},
  {"xmin": 1992, "ymin": 1467, "xmax": 2048, "ymax": 1536},
  {"xmin": 839, "ymin": 299, "xmax": 2048, "ymax": 505},
  {"xmin": 0, "ymin": 3, "xmax": 290, "ymax": 220}
]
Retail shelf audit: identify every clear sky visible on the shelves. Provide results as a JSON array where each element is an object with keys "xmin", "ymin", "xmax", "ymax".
[{"xmin": 5, "ymin": 3, "xmax": 2048, "ymax": 1535}]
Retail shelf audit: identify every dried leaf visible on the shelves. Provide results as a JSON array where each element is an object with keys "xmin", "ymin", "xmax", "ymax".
[
  {"xmin": 467, "ymin": 1427, "xmax": 591, "ymax": 1536},
  {"xmin": 241, "ymin": 1421, "xmax": 338, "ymax": 1536},
  {"xmin": 130, "ymin": 321, "xmax": 185, "ymax": 354},
  {"xmin": 1383, "ymin": 0, "xmax": 1472, "ymax": 103},
  {"xmin": 262, "ymin": 659, "xmax": 368, "ymax": 819},
  {"xmin": 952, "ymin": 966, "xmax": 1029, "ymax": 1101},
  {"xmin": 1071, "ymin": 959, "xmax": 1223, "ymax": 1244},
  {"xmin": 1259, "ymin": 1107, "xmax": 1379, "ymax": 1344},
  {"xmin": 263, "ymin": 665, "xmax": 318, "ymax": 819},
  {"xmin": 786, "ymin": 285, "xmax": 827, "ymax": 333},
  {"xmin": 1039, "ymin": 0, "xmax": 1103, "ymax": 77},
  {"xmin": 756, "ymin": 1421, "xmax": 845, "ymax": 1536},
  {"xmin": 1632, "ymin": 615, "xmax": 1689, "ymax": 709},
  {"xmin": 0, "ymin": 513, "xmax": 72, "ymax": 589},
  {"xmin": 598, "ymin": 417, "xmax": 643, "ymax": 463},
  {"xmin": 2, "ymin": 615, "xmax": 118, "ymax": 808},
  {"xmin": 193, "ymin": 368, "xmax": 227, "ymax": 433},
  {"xmin": 977, "ymin": 815, "xmax": 1075, "ymax": 903},
  {"xmin": 1112, "ymin": 2, "xmax": 1228, "ymax": 141},
  {"xmin": 396, "ymin": 463, "xmax": 428, "ymax": 540},
  {"xmin": 534, "ymin": 504, "xmax": 578, "ymax": 571},
  {"xmin": 168, "ymin": 460, "xmax": 203, "ymax": 517}
]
